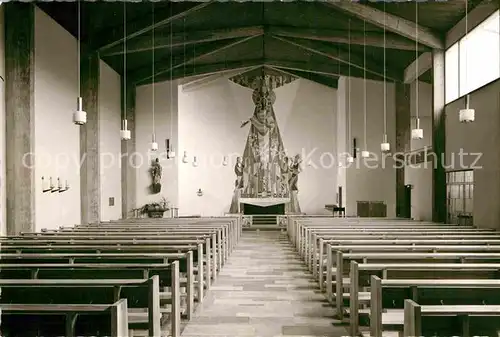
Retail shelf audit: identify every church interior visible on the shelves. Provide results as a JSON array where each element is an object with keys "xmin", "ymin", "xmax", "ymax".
[{"xmin": 1, "ymin": 0, "xmax": 500, "ymax": 336}]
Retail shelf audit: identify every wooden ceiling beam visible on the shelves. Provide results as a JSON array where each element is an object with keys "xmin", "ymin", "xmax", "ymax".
[
  {"xmin": 323, "ymin": 1, "xmax": 444, "ymax": 49},
  {"xmin": 96, "ymin": 2, "xmax": 214, "ymax": 52},
  {"xmin": 266, "ymin": 66, "xmax": 339, "ymax": 89},
  {"xmin": 181, "ymin": 66, "xmax": 261, "ymax": 92},
  {"xmin": 264, "ymin": 59, "xmax": 384, "ymax": 82},
  {"xmin": 136, "ymin": 57, "xmax": 387, "ymax": 85},
  {"xmin": 136, "ymin": 60, "xmax": 264, "ymax": 86},
  {"xmin": 404, "ymin": 52, "xmax": 432, "ymax": 84},
  {"xmin": 269, "ymin": 26, "xmax": 429, "ymax": 52},
  {"xmin": 133, "ymin": 35, "xmax": 261, "ymax": 84},
  {"xmin": 102, "ymin": 26, "xmax": 265, "ymax": 57},
  {"xmin": 271, "ymin": 35, "xmax": 402, "ymax": 82}
]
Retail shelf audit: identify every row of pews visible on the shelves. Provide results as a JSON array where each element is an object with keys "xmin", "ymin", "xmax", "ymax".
[
  {"xmin": 0, "ymin": 217, "xmax": 241, "ymax": 337},
  {"xmin": 288, "ymin": 217, "xmax": 500, "ymax": 337}
]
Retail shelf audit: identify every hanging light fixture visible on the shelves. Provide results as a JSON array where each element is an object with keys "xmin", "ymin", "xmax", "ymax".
[
  {"xmin": 222, "ymin": 156, "xmax": 228, "ymax": 166},
  {"xmin": 459, "ymin": 0, "xmax": 475, "ymax": 123},
  {"xmin": 150, "ymin": 3, "xmax": 158, "ymax": 151},
  {"xmin": 168, "ymin": 18, "xmax": 176, "ymax": 157},
  {"xmin": 411, "ymin": 1, "xmax": 424, "ymax": 140},
  {"xmin": 182, "ymin": 151, "xmax": 188, "ymax": 163},
  {"xmin": 361, "ymin": 21, "xmax": 370, "ymax": 159},
  {"xmin": 192, "ymin": 156, "xmax": 198, "ymax": 167},
  {"xmin": 73, "ymin": 0, "xmax": 86, "ymax": 125},
  {"xmin": 380, "ymin": 4, "xmax": 390, "ymax": 153},
  {"xmin": 120, "ymin": 2, "xmax": 131, "ymax": 141},
  {"xmin": 346, "ymin": 20, "xmax": 354, "ymax": 164}
]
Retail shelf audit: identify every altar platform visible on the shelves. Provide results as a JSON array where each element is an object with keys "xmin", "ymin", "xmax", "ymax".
[{"xmin": 239, "ymin": 197, "xmax": 290, "ymax": 207}]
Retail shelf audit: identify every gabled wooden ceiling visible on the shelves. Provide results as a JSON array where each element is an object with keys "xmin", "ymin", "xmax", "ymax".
[{"xmin": 38, "ymin": 0, "xmax": 484, "ymax": 89}]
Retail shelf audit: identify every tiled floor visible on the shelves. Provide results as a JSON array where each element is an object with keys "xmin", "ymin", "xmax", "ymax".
[{"xmin": 180, "ymin": 231, "xmax": 348, "ymax": 337}]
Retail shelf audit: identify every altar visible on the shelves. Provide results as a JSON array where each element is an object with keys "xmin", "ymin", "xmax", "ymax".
[
  {"xmin": 227, "ymin": 70, "xmax": 302, "ymax": 216},
  {"xmin": 240, "ymin": 197, "xmax": 290, "ymax": 215}
]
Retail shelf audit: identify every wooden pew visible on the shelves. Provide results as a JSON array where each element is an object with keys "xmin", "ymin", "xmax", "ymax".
[
  {"xmin": 369, "ymin": 277, "xmax": 500, "ymax": 337},
  {"xmin": 403, "ymin": 299, "xmax": 500, "ymax": 337},
  {"xmin": 0, "ymin": 251, "xmax": 198, "ymax": 316},
  {"xmin": 332, "ymin": 251, "xmax": 500, "ymax": 321},
  {"xmin": 0, "ymin": 273, "xmax": 180, "ymax": 337},
  {"xmin": 320, "ymin": 243, "xmax": 500, "ymax": 292},
  {"xmin": 3, "ymin": 236, "xmax": 218, "ymax": 283},
  {"xmin": 348, "ymin": 262, "xmax": 500, "ymax": 336},
  {"xmin": 0, "ymin": 299, "xmax": 129, "ymax": 337}
]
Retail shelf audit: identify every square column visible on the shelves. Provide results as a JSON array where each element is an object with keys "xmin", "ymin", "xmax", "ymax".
[
  {"xmin": 432, "ymin": 50, "xmax": 446, "ymax": 223},
  {"xmin": 80, "ymin": 53, "xmax": 100, "ymax": 224},
  {"xmin": 395, "ymin": 83, "xmax": 411, "ymax": 218},
  {"xmin": 5, "ymin": 3, "xmax": 35, "ymax": 234},
  {"xmin": 121, "ymin": 83, "xmax": 136, "ymax": 218}
]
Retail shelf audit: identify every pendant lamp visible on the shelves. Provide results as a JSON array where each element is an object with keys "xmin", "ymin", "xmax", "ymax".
[
  {"xmin": 74, "ymin": 1, "xmax": 86, "ymax": 125},
  {"xmin": 411, "ymin": 1, "xmax": 424, "ymax": 140},
  {"xmin": 193, "ymin": 156, "xmax": 198, "ymax": 167},
  {"xmin": 182, "ymin": 151, "xmax": 188, "ymax": 163},
  {"xmin": 120, "ymin": 2, "xmax": 131, "ymax": 140},
  {"xmin": 459, "ymin": 95, "xmax": 475, "ymax": 123},
  {"xmin": 150, "ymin": 3, "xmax": 157, "ymax": 151},
  {"xmin": 361, "ymin": 21, "xmax": 370, "ymax": 159},
  {"xmin": 346, "ymin": 20, "xmax": 354, "ymax": 164},
  {"xmin": 380, "ymin": 4, "xmax": 390, "ymax": 153},
  {"xmin": 459, "ymin": 0, "xmax": 475, "ymax": 123}
]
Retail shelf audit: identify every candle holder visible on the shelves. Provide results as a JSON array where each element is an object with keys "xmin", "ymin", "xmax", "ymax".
[
  {"xmin": 42, "ymin": 176, "xmax": 51, "ymax": 193},
  {"xmin": 59, "ymin": 180, "xmax": 70, "ymax": 193},
  {"xmin": 51, "ymin": 177, "xmax": 61, "ymax": 193}
]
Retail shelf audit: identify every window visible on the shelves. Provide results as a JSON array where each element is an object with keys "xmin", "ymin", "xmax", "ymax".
[
  {"xmin": 445, "ymin": 10, "xmax": 500, "ymax": 104},
  {"xmin": 445, "ymin": 43, "xmax": 459, "ymax": 103},
  {"xmin": 446, "ymin": 170, "xmax": 474, "ymax": 225}
]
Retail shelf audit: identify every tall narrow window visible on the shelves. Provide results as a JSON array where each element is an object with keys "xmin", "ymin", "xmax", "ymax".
[{"xmin": 445, "ymin": 43, "xmax": 459, "ymax": 103}]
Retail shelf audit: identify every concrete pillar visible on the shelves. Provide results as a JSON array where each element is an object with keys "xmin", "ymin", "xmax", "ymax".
[
  {"xmin": 432, "ymin": 50, "xmax": 446, "ymax": 223},
  {"xmin": 395, "ymin": 83, "xmax": 411, "ymax": 218},
  {"xmin": 121, "ymin": 83, "xmax": 136, "ymax": 218},
  {"xmin": 80, "ymin": 53, "xmax": 100, "ymax": 224},
  {"xmin": 5, "ymin": 3, "xmax": 35, "ymax": 234}
]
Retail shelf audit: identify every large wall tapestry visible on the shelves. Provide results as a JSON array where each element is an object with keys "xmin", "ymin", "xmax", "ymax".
[{"xmin": 229, "ymin": 70, "xmax": 302, "ymax": 213}]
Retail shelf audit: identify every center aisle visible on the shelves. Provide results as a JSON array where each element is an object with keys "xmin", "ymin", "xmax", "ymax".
[{"xmin": 180, "ymin": 231, "xmax": 348, "ymax": 337}]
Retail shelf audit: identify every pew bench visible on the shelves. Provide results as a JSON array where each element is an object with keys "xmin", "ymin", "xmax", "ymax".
[
  {"xmin": 318, "ymin": 243, "xmax": 500, "ymax": 292},
  {"xmin": 369, "ymin": 277, "xmax": 500, "ymax": 337},
  {"xmin": 403, "ymin": 299, "xmax": 500, "ymax": 337},
  {"xmin": 348, "ymin": 262, "xmax": 500, "ymax": 336},
  {"xmin": 0, "ymin": 299, "xmax": 129, "ymax": 337},
  {"xmin": 6, "ymin": 235, "xmax": 224, "ymax": 275},
  {"xmin": 0, "ymin": 274, "xmax": 179, "ymax": 337},
  {"xmin": 329, "ymin": 251, "xmax": 500, "ymax": 323}
]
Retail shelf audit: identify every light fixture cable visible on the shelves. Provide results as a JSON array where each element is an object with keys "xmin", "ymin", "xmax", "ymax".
[
  {"xmin": 152, "ymin": 3, "xmax": 156, "ymax": 143},
  {"xmin": 383, "ymin": 2, "xmax": 387, "ymax": 141},
  {"xmin": 123, "ymin": 2, "xmax": 127, "ymax": 124},
  {"xmin": 363, "ymin": 20, "xmax": 367, "ymax": 152},
  {"xmin": 415, "ymin": 1, "xmax": 420, "ymax": 131},
  {"xmin": 348, "ymin": 19, "xmax": 352, "ymax": 156},
  {"xmin": 77, "ymin": 0, "xmax": 81, "ymax": 98}
]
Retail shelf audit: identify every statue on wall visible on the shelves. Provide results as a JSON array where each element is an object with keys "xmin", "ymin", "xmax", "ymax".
[
  {"xmin": 287, "ymin": 154, "xmax": 302, "ymax": 213},
  {"xmin": 150, "ymin": 158, "xmax": 162, "ymax": 194},
  {"xmin": 234, "ymin": 157, "xmax": 244, "ymax": 189},
  {"xmin": 279, "ymin": 156, "xmax": 290, "ymax": 197},
  {"xmin": 289, "ymin": 154, "xmax": 302, "ymax": 192}
]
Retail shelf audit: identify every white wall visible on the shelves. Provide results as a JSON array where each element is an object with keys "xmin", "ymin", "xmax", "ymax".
[
  {"xmin": 340, "ymin": 77, "xmax": 397, "ymax": 217},
  {"xmin": 275, "ymin": 79, "xmax": 337, "ymax": 214},
  {"xmin": 405, "ymin": 81, "xmax": 433, "ymax": 221},
  {"xmin": 173, "ymin": 77, "xmax": 338, "ymax": 216},
  {"xmin": 99, "ymin": 60, "xmax": 122, "ymax": 221},
  {"xmin": 445, "ymin": 79, "xmax": 500, "ymax": 229},
  {"xmin": 177, "ymin": 78, "xmax": 249, "ymax": 216},
  {"xmin": 0, "ymin": 7, "xmax": 5, "ymax": 236},
  {"xmin": 34, "ymin": 8, "xmax": 81, "ymax": 231},
  {"xmin": 135, "ymin": 81, "xmax": 179, "ymax": 210}
]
